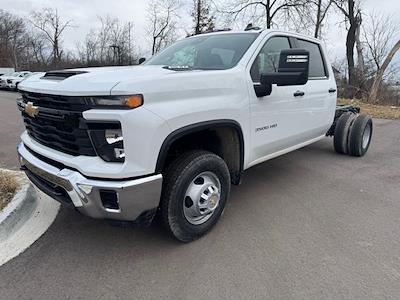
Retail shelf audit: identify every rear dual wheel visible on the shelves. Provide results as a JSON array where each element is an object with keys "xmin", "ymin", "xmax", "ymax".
[
  {"xmin": 334, "ymin": 113, "xmax": 373, "ymax": 157},
  {"xmin": 334, "ymin": 112, "xmax": 356, "ymax": 154},
  {"xmin": 348, "ymin": 115, "xmax": 373, "ymax": 157}
]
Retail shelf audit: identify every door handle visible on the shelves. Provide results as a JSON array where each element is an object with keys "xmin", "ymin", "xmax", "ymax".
[
  {"xmin": 328, "ymin": 88, "xmax": 337, "ymax": 93},
  {"xmin": 293, "ymin": 91, "xmax": 305, "ymax": 97}
]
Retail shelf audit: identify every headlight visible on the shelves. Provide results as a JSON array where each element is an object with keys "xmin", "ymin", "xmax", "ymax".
[
  {"xmin": 85, "ymin": 95, "xmax": 143, "ymax": 109},
  {"xmin": 88, "ymin": 123, "xmax": 125, "ymax": 162}
]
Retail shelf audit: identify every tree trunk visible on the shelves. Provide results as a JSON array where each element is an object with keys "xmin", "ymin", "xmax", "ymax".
[
  {"xmin": 152, "ymin": 37, "xmax": 156, "ymax": 55},
  {"xmin": 314, "ymin": 0, "xmax": 322, "ymax": 38},
  {"xmin": 355, "ymin": 21, "xmax": 364, "ymax": 73},
  {"xmin": 368, "ymin": 39, "xmax": 400, "ymax": 103},
  {"xmin": 196, "ymin": 0, "xmax": 201, "ymax": 34},
  {"xmin": 343, "ymin": 0, "xmax": 362, "ymax": 91},
  {"xmin": 266, "ymin": 0, "xmax": 271, "ymax": 28},
  {"xmin": 346, "ymin": 22, "xmax": 357, "ymax": 86}
]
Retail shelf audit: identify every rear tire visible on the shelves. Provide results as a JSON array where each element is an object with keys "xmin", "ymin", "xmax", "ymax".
[
  {"xmin": 334, "ymin": 112, "xmax": 356, "ymax": 154},
  {"xmin": 348, "ymin": 115, "xmax": 373, "ymax": 157},
  {"xmin": 160, "ymin": 150, "xmax": 231, "ymax": 242}
]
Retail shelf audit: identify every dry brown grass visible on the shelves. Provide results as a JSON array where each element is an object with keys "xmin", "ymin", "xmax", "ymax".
[
  {"xmin": 338, "ymin": 98, "xmax": 400, "ymax": 120},
  {"xmin": 0, "ymin": 170, "xmax": 18, "ymax": 211}
]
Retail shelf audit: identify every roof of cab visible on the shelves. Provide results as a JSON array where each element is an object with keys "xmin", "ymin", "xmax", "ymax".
[{"xmin": 190, "ymin": 28, "xmax": 323, "ymax": 44}]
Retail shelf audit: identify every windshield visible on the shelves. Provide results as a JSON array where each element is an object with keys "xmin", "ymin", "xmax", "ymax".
[{"xmin": 147, "ymin": 33, "xmax": 259, "ymax": 70}]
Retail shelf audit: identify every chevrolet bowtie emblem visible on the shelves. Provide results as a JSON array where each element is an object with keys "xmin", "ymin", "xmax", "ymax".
[{"xmin": 25, "ymin": 102, "xmax": 39, "ymax": 118}]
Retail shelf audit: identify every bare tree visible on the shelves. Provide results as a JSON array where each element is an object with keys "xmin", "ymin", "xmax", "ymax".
[
  {"xmin": 146, "ymin": 0, "xmax": 180, "ymax": 55},
  {"xmin": 192, "ymin": 0, "xmax": 215, "ymax": 35},
  {"xmin": 221, "ymin": 0, "xmax": 307, "ymax": 29},
  {"xmin": 285, "ymin": 0, "xmax": 333, "ymax": 38},
  {"xmin": 30, "ymin": 8, "xmax": 72, "ymax": 66},
  {"xmin": 80, "ymin": 16, "xmax": 136, "ymax": 66},
  {"xmin": 362, "ymin": 13, "xmax": 400, "ymax": 102},
  {"xmin": 354, "ymin": 16, "xmax": 364, "ymax": 73},
  {"xmin": 368, "ymin": 40, "xmax": 400, "ymax": 102},
  {"xmin": 333, "ymin": 0, "xmax": 362, "ymax": 87},
  {"xmin": 27, "ymin": 30, "xmax": 51, "ymax": 66},
  {"xmin": 312, "ymin": 0, "xmax": 333, "ymax": 38},
  {"xmin": 0, "ymin": 10, "xmax": 28, "ymax": 69}
]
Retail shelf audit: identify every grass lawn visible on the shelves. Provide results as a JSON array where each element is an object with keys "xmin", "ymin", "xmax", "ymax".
[
  {"xmin": 338, "ymin": 98, "xmax": 400, "ymax": 120},
  {"xmin": 0, "ymin": 170, "xmax": 17, "ymax": 211}
]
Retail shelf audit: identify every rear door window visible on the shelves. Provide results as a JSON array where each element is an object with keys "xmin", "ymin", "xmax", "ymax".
[{"xmin": 296, "ymin": 39, "xmax": 327, "ymax": 78}]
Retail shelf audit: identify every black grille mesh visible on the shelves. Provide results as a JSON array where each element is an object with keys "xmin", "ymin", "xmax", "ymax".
[{"xmin": 21, "ymin": 92, "xmax": 96, "ymax": 156}]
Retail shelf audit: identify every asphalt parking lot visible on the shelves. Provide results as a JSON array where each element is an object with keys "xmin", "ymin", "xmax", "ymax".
[
  {"xmin": 0, "ymin": 90, "xmax": 399, "ymax": 299},
  {"xmin": 0, "ymin": 91, "xmax": 25, "ymax": 169}
]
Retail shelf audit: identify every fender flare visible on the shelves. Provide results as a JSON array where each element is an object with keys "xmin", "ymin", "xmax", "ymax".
[{"xmin": 155, "ymin": 119, "xmax": 245, "ymax": 179}]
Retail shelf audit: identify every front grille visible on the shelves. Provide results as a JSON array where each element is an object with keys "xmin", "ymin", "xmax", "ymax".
[
  {"xmin": 21, "ymin": 91, "xmax": 89, "ymax": 111},
  {"xmin": 20, "ymin": 91, "xmax": 96, "ymax": 156}
]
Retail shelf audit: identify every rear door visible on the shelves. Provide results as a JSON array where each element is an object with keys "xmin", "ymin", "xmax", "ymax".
[{"xmin": 294, "ymin": 38, "xmax": 336, "ymax": 138}]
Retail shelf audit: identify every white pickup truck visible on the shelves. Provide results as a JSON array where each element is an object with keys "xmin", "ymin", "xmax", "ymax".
[{"xmin": 17, "ymin": 29, "xmax": 372, "ymax": 242}]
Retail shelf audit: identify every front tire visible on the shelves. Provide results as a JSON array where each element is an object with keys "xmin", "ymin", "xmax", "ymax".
[{"xmin": 160, "ymin": 150, "xmax": 231, "ymax": 242}]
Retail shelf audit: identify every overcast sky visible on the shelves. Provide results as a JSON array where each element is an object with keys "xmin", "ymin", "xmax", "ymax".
[{"xmin": 2, "ymin": 0, "xmax": 400, "ymax": 61}]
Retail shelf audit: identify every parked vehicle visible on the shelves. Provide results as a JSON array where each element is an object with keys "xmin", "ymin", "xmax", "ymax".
[
  {"xmin": 8, "ymin": 72, "xmax": 36, "ymax": 91},
  {"xmin": 5, "ymin": 71, "xmax": 32, "ymax": 90},
  {"xmin": 0, "ymin": 71, "xmax": 31, "ymax": 90},
  {"xmin": 0, "ymin": 73, "xmax": 13, "ymax": 89},
  {"xmin": 16, "ymin": 29, "xmax": 373, "ymax": 242}
]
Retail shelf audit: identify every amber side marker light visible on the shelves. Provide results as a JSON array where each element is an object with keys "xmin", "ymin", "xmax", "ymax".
[{"xmin": 125, "ymin": 95, "xmax": 143, "ymax": 108}]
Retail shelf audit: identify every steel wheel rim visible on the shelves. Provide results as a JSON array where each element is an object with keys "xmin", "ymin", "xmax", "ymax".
[
  {"xmin": 183, "ymin": 171, "xmax": 221, "ymax": 225},
  {"xmin": 362, "ymin": 124, "xmax": 371, "ymax": 149}
]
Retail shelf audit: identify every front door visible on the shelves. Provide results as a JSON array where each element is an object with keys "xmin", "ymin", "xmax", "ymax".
[{"xmin": 247, "ymin": 35, "xmax": 315, "ymax": 166}]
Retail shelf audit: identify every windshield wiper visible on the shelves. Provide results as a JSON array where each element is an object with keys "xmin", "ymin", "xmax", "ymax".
[{"xmin": 162, "ymin": 65, "xmax": 193, "ymax": 71}]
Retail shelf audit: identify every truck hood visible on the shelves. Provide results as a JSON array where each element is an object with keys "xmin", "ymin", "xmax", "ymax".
[{"xmin": 18, "ymin": 66, "xmax": 179, "ymax": 96}]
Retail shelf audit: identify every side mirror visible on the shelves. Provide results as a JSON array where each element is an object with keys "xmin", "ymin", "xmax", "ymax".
[
  {"xmin": 138, "ymin": 57, "xmax": 146, "ymax": 64},
  {"xmin": 260, "ymin": 49, "xmax": 309, "ymax": 87}
]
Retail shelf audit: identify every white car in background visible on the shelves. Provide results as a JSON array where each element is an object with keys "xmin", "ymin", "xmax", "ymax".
[
  {"xmin": 0, "ymin": 71, "xmax": 31, "ymax": 90},
  {"xmin": 0, "ymin": 73, "xmax": 13, "ymax": 88},
  {"xmin": 8, "ymin": 72, "xmax": 36, "ymax": 91}
]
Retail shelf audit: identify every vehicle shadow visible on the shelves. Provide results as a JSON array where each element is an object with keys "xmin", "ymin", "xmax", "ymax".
[
  {"xmin": 37, "ymin": 138, "xmax": 334, "ymax": 246},
  {"xmin": 4, "ymin": 139, "xmax": 335, "ymax": 267}
]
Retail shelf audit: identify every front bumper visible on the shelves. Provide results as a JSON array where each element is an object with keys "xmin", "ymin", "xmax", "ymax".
[{"xmin": 17, "ymin": 143, "xmax": 163, "ymax": 222}]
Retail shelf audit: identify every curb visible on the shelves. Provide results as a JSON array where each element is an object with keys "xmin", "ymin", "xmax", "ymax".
[
  {"xmin": 0, "ymin": 170, "xmax": 60, "ymax": 266},
  {"xmin": 0, "ymin": 171, "xmax": 36, "ymax": 240}
]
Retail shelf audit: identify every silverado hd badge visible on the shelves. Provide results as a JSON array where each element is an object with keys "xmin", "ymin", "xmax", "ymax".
[{"xmin": 25, "ymin": 102, "xmax": 39, "ymax": 118}]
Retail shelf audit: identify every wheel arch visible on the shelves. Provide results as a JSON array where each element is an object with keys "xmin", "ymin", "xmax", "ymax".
[{"xmin": 155, "ymin": 120, "xmax": 245, "ymax": 185}]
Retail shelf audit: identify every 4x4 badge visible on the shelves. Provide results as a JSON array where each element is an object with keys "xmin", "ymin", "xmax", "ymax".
[{"xmin": 25, "ymin": 102, "xmax": 39, "ymax": 118}]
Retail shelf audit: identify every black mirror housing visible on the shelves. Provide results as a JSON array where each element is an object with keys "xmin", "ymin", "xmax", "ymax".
[
  {"xmin": 260, "ymin": 49, "xmax": 310, "ymax": 87},
  {"xmin": 254, "ymin": 83, "xmax": 272, "ymax": 98},
  {"xmin": 138, "ymin": 57, "xmax": 146, "ymax": 64}
]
